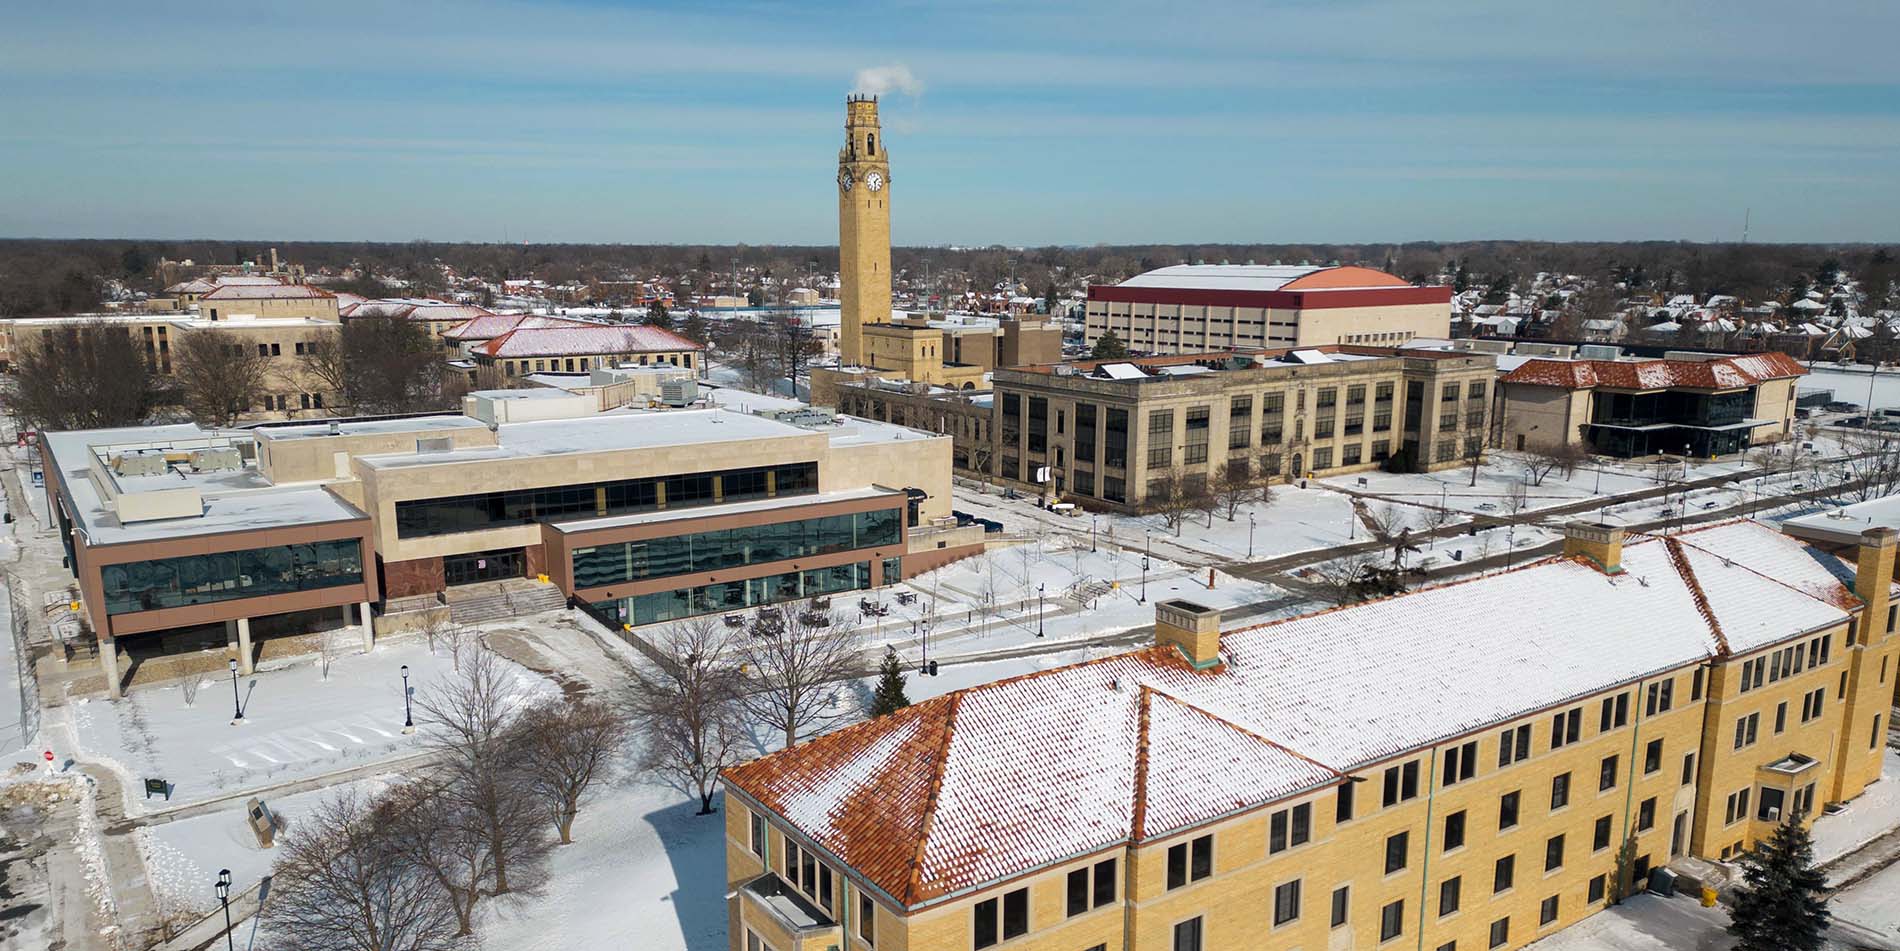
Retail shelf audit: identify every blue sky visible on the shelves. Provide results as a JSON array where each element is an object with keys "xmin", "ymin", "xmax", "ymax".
[{"xmin": 3, "ymin": 0, "xmax": 1897, "ymax": 245}]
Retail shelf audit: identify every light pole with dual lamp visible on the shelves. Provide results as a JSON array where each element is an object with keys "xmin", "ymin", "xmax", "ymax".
[
  {"xmin": 227, "ymin": 659, "xmax": 243, "ymax": 725},
  {"xmin": 215, "ymin": 868, "xmax": 235, "ymax": 951},
  {"xmin": 401, "ymin": 664, "xmax": 414, "ymax": 734}
]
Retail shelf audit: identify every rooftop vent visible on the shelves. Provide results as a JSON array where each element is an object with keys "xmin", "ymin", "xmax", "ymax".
[
  {"xmin": 111, "ymin": 449, "xmax": 168, "ymax": 478},
  {"xmin": 416, "ymin": 436, "xmax": 453, "ymax": 453}
]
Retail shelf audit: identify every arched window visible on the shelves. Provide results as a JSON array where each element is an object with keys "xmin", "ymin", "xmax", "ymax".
[{"xmin": 867, "ymin": 134, "xmax": 875, "ymax": 154}]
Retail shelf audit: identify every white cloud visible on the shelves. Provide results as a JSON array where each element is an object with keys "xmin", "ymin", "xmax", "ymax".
[{"xmin": 852, "ymin": 64, "xmax": 924, "ymax": 98}]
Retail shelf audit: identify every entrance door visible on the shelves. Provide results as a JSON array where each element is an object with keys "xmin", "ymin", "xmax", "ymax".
[
  {"xmin": 1671, "ymin": 811, "xmax": 1687, "ymax": 857},
  {"xmin": 443, "ymin": 548, "xmax": 524, "ymax": 586},
  {"xmin": 1291, "ymin": 453, "xmax": 1304, "ymax": 478}
]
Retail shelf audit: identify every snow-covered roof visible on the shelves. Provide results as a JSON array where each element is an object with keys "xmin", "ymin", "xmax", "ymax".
[
  {"xmin": 200, "ymin": 283, "xmax": 334, "ymax": 301},
  {"xmin": 353, "ymin": 408, "xmax": 807, "ymax": 469},
  {"xmin": 441, "ymin": 312, "xmax": 587, "ymax": 341},
  {"xmin": 725, "ymin": 520, "xmax": 1853, "ymax": 909},
  {"xmin": 475, "ymin": 324, "xmax": 703, "ymax": 359},
  {"xmin": 1501, "ymin": 352, "xmax": 1805, "ymax": 390},
  {"xmin": 1116, "ymin": 264, "xmax": 1412, "ymax": 292}
]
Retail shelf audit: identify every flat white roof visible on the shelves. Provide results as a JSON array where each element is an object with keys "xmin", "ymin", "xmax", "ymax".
[
  {"xmin": 258, "ymin": 415, "xmax": 488, "ymax": 440},
  {"xmin": 1119, "ymin": 264, "xmax": 1324, "ymax": 291},
  {"xmin": 355, "ymin": 408, "xmax": 816, "ymax": 469},
  {"xmin": 468, "ymin": 388, "xmax": 581, "ymax": 401},
  {"xmin": 1782, "ymin": 496, "xmax": 1900, "ymax": 546},
  {"xmin": 552, "ymin": 486, "xmax": 898, "ymax": 534}
]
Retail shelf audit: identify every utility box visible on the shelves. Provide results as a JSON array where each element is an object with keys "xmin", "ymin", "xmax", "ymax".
[{"xmin": 660, "ymin": 377, "xmax": 698, "ymax": 407}]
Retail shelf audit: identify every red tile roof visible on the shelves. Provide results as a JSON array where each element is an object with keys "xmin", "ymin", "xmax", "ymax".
[
  {"xmin": 1500, "ymin": 351, "xmax": 1805, "ymax": 390},
  {"xmin": 723, "ymin": 520, "xmax": 1852, "ymax": 910}
]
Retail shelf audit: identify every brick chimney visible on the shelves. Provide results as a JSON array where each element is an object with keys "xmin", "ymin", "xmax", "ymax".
[
  {"xmin": 1562, "ymin": 522, "xmax": 1625, "ymax": 573},
  {"xmin": 1156, "ymin": 600, "xmax": 1223, "ymax": 669},
  {"xmin": 1854, "ymin": 527, "xmax": 1896, "ymax": 640}
]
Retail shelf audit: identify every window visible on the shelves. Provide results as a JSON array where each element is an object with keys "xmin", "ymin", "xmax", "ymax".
[
  {"xmin": 1066, "ymin": 868, "xmax": 1089, "ymax": 917},
  {"xmin": 1550, "ymin": 772, "xmax": 1571, "ymax": 810},
  {"xmin": 1599, "ymin": 755, "xmax": 1619, "ymax": 792},
  {"xmin": 1444, "ymin": 809, "xmax": 1467, "ymax": 851},
  {"xmin": 1499, "ymin": 790, "xmax": 1520, "ymax": 830},
  {"xmin": 1645, "ymin": 739, "xmax": 1664, "ymax": 775},
  {"xmin": 860, "ymin": 894, "xmax": 876, "ymax": 944},
  {"xmin": 1331, "ymin": 886, "xmax": 1350, "ymax": 928},
  {"xmin": 1594, "ymin": 815, "xmax": 1613, "ymax": 851},
  {"xmin": 1540, "ymin": 895, "xmax": 1560, "ymax": 926},
  {"xmin": 1724, "ymin": 788, "xmax": 1752, "ymax": 825},
  {"xmin": 1494, "ymin": 855, "xmax": 1515, "ymax": 893},
  {"xmin": 1443, "ymin": 740, "xmax": 1478, "ymax": 786},
  {"xmin": 1489, "ymin": 917, "xmax": 1510, "ymax": 949},
  {"xmin": 1386, "ymin": 831, "xmax": 1409, "ymax": 874},
  {"xmin": 750, "ymin": 813, "xmax": 766, "ymax": 857},
  {"xmin": 1439, "ymin": 876, "xmax": 1462, "ymax": 916},
  {"xmin": 1599, "ymin": 693, "xmax": 1628, "ymax": 732},
  {"xmin": 1544, "ymin": 834, "xmax": 1565, "ymax": 872},
  {"xmin": 1183, "ymin": 406, "xmax": 1209, "ymax": 464},
  {"xmin": 1273, "ymin": 879, "xmax": 1302, "ymax": 926},
  {"xmin": 1383, "ymin": 760, "xmax": 1420, "ymax": 806},
  {"xmin": 1692, "ymin": 667, "xmax": 1705, "ymax": 701},
  {"xmin": 1173, "ymin": 916, "xmax": 1203, "ymax": 951},
  {"xmin": 1380, "ymin": 900, "xmax": 1405, "ymax": 941},
  {"xmin": 1167, "ymin": 834, "xmax": 1213, "ymax": 889},
  {"xmin": 1733, "ymin": 712, "xmax": 1759, "ymax": 750},
  {"xmin": 1551, "ymin": 708, "xmax": 1582, "ymax": 748},
  {"xmin": 1092, "ymin": 858, "xmax": 1115, "ymax": 907},
  {"xmin": 1498, "ymin": 723, "xmax": 1532, "ymax": 766},
  {"xmin": 1270, "ymin": 803, "xmax": 1311, "ymax": 853},
  {"xmin": 1645, "ymin": 679, "xmax": 1674, "ymax": 715},
  {"xmin": 1228, "ymin": 397, "xmax": 1251, "ymax": 449},
  {"xmin": 1002, "ymin": 888, "xmax": 1027, "ymax": 941},
  {"xmin": 1637, "ymin": 797, "xmax": 1657, "ymax": 832},
  {"xmin": 1147, "ymin": 411, "xmax": 1173, "ymax": 469},
  {"xmin": 1337, "ymin": 781, "xmax": 1355, "ymax": 823},
  {"xmin": 1588, "ymin": 874, "xmax": 1607, "ymax": 904}
]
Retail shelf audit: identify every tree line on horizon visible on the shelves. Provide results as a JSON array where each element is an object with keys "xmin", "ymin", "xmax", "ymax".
[{"xmin": 1, "ymin": 237, "xmax": 1894, "ymax": 320}]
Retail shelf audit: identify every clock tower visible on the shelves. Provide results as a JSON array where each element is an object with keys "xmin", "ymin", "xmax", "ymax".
[{"xmin": 837, "ymin": 94, "xmax": 890, "ymax": 368}]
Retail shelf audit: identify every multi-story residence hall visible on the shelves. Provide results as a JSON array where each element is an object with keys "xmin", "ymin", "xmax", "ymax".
[
  {"xmin": 723, "ymin": 520, "xmax": 1899, "ymax": 951},
  {"xmin": 1498, "ymin": 351, "xmax": 1804, "ymax": 457},
  {"xmin": 987, "ymin": 346, "xmax": 1496, "ymax": 507},
  {"xmin": 41, "ymin": 393, "xmax": 971, "ymax": 698},
  {"xmin": 1084, "ymin": 264, "xmax": 1452, "ymax": 354}
]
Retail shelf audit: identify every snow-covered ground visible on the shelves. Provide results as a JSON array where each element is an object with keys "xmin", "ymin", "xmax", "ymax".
[
  {"xmin": 1832, "ymin": 859, "xmax": 1900, "ymax": 939},
  {"xmin": 952, "ymin": 479, "xmax": 1363, "ymax": 565},
  {"xmin": 67, "ymin": 638, "xmax": 554, "ymax": 811},
  {"xmin": 877, "ymin": 534, "xmax": 1297, "ymax": 661},
  {"xmin": 1803, "ymin": 364, "xmax": 1900, "ymax": 412},
  {"xmin": 1815, "ymin": 749, "xmax": 1900, "ymax": 865}
]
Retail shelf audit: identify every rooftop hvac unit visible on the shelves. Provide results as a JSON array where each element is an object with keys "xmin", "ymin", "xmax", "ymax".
[
  {"xmin": 111, "ymin": 449, "xmax": 168, "ymax": 478},
  {"xmin": 1577, "ymin": 344, "xmax": 1623, "ymax": 360},
  {"xmin": 189, "ymin": 447, "xmax": 243, "ymax": 473},
  {"xmin": 660, "ymin": 377, "xmax": 698, "ymax": 407}
]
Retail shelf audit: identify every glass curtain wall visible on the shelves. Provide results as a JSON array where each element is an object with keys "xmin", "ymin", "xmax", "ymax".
[
  {"xmin": 100, "ymin": 539, "xmax": 363, "ymax": 615},
  {"xmin": 571, "ymin": 507, "xmax": 901, "ymax": 588}
]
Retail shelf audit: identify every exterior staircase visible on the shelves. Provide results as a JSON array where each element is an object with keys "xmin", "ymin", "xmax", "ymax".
[
  {"xmin": 445, "ymin": 579, "xmax": 568, "ymax": 625},
  {"xmin": 1066, "ymin": 579, "xmax": 1116, "ymax": 607}
]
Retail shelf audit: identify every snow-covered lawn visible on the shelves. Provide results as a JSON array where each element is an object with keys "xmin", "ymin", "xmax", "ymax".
[
  {"xmin": 68, "ymin": 638, "xmax": 554, "ymax": 811},
  {"xmin": 952, "ymin": 479, "xmax": 1363, "ymax": 565},
  {"xmin": 1815, "ymin": 749, "xmax": 1900, "ymax": 866},
  {"xmin": 1832, "ymin": 859, "xmax": 1900, "ymax": 939}
]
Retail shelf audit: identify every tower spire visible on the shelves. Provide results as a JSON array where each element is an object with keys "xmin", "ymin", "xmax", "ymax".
[{"xmin": 837, "ymin": 96, "xmax": 891, "ymax": 367}]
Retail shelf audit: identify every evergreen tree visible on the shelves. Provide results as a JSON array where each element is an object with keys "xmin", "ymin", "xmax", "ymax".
[
  {"xmin": 1728, "ymin": 814, "xmax": 1830, "ymax": 951},
  {"xmin": 869, "ymin": 647, "xmax": 910, "ymax": 718},
  {"xmin": 681, "ymin": 311, "xmax": 711, "ymax": 345},
  {"xmin": 1090, "ymin": 330, "xmax": 1128, "ymax": 361},
  {"xmin": 645, "ymin": 299, "xmax": 673, "ymax": 330}
]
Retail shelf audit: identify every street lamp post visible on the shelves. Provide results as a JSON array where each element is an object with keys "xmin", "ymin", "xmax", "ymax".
[
  {"xmin": 1036, "ymin": 584, "xmax": 1045, "ymax": 638},
  {"xmin": 215, "ymin": 868, "xmax": 234, "ymax": 951},
  {"xmin": 1247, "ymin": 512, "xmax": 1256, "ymax": 559},
  {"xmin": 227, "ymin": 659, "xmax": 243, "ymax": 725},
  {"xmin": 1140, "ymin": 532, "xmax": 1151, "ymax": 604},
  {"xmin": 1090, "ymin": 514, "xmax": 1098, "ymax": 553},
  {"xmin": 400, "ymin": 664, "xmax": 414, "ymax": 734}
]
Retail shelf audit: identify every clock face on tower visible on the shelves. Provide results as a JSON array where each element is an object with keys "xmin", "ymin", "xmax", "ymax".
[
  {"xmin": 838, "ymin": 168, "xmax": 853, "ymax": 191},
  {"xmin": 864, "ymin": 171, "xmax": 884, "ymax": 192}
]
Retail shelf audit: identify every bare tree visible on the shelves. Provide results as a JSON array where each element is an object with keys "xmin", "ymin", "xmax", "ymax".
[
  {"xmin": 739, "ymin": 605, "xmax": 865, "ymax": 750},
  {"xmin": 179, "ymin": 673, "xmax": 202, "ymax": 708},
  {"xmin": 1503, "ymin": 480, "xmax": 1531, "ymax": 518},
  {"xmin": 1419, "ymin": 500, "xmax": 1456, "ymax": 549},
  {"xmin": 413, "ymin": 648, "xmax": 548, "ymax": 895},
  {"xmin": 1362, "ymin": 504, "xmax": 1409, "ymax": 541},
  {"xmin": 302, "ymin": 317, "xmax": 446, "ymax": 415},
  {"xmin": 1525, "ymin": 442, "xmax": 1588, "ymax": 486},
  {"xmin": 1214, "ymin": 459, "xmax": 1269, "ymax": 521},
  {"xmin": 171, "ymin": 328, "xmax": 271, "ymax": 426},
  {"xmin": 769, "ymin": 305, "xmax": 821, "ymax": 398},
  {"xmin": 264, "ymin": 788, "xmax": 460, "ymax": 951},
  {"xmin": 1465, "ymin": 433, "xmax": 1487, "ymax": 487},
  {"xmin": 5, "ymin": 320, "xmax": 160, "ymax": 430},
  {"xmin": 625, "ymin": 617, "xmax": 747, "ymax": 814},
  {"xmin": 513, "ymin": 697, "xmax": 627, "ymax": 844},
  {"xmin": 317, "ymin": 626, "xmax": 344, "ymax": 680},
  {"xmin": 1303, "ymin": 554, "xmax": 1406, "ymax": 606},
  {"xmin": 379, "ymin": 781, "xmax": 492, "ymax": 938},
  {"xmin": 1145, "ymin": 470, "xmax": 1192, "ymax": 536},
  {"xmin": 1833, "ymin": 430, "xmax": 1900, "ymax": 502}
]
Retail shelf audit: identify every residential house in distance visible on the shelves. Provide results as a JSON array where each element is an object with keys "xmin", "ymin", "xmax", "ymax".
[
  {"xmin": 722, "ymin": 519, "xmax": 1898, "ymax": 951},
  {"xmin": 1498, "ymin": 351, "xmax": 1804, "ymax": 456},
  {"xmin": 40, "ymin": 393, "xmax": 972, "ymax": 699},
  {"xmin": 469, "ymin": 324, "xmax": 705, "ymax": 388},
  {"xmin": 1084, "ymin": 264, "xmax": 1453, "ymax": 354}
]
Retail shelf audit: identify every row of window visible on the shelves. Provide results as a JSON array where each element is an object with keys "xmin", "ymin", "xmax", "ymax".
[
  {"xmin": 497, "ymin": 351, "xmax": 693, "ymax": 376},
  {"xmin": 1737, "ymin": 633, "xmax": 1833, "ymax": 693},
  {"xmin": 393, "ymin": 462, "xmax": 817, "ymax": 538},
  {"xmin": 569, "ymin": 507, "xmax": 900, "ymax": 588}
]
